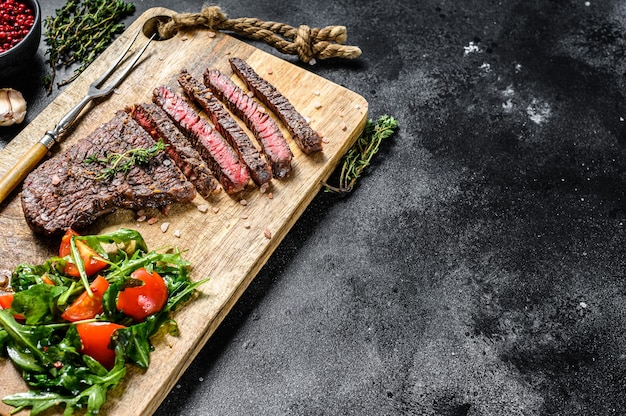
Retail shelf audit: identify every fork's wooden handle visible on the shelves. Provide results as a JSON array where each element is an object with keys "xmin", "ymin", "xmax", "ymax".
[{"xmin": 0, "ymin": 141, "xmax": 49, "ymax": 204}]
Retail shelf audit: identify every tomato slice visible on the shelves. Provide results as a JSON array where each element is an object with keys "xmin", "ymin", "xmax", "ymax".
[
  {"xmin": 59, "ymin": 228, "xmax": 79, "ymax": 258},
  {"xmin": 60, "ymin": 229, "xmax": 108, "ymax": 277},
  {"xmin": 117, "ymin": 268, "xmax": 168, "ymax": 321},
  {"xmin": 0, "ymin": 293, "xmax": 24, "ymax": 320},
  {"xmin": 41, "ymin": 274, "xmax": 55, "ymax": 285},
  {"xmin": 76, "ymin": 322, "xmax": 125, "ymax": 369},
  {"xmin": 61, "ymin": 275, "xmax": 110, "ymax": 322}
]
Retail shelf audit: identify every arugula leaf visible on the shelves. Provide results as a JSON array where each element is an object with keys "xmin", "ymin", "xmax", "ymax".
[
  {"xmin": 12, "ymin": 284, "xmax": 67, "ymax": 325},
  {"xmin": 0, "ymin": 229, "xmax": 206, "ymax": 415}
]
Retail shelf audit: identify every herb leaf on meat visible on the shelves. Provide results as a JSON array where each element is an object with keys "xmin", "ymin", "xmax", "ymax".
[{"xmin": 84, "ymin": 139, "xmax": 168, "ymax": 181}]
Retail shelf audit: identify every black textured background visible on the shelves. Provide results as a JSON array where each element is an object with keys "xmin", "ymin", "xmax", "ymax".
[{"xmin": 4, "ymin": 0, "xmax": 626, "ymax": 415}]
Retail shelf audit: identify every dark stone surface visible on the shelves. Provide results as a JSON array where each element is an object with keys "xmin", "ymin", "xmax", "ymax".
[{"xmin": 4, "ymin": 0, "xmax": 626, "ymax": 415}]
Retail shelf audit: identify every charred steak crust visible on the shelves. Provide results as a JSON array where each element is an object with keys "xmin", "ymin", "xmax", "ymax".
[
  {"xmin": 128, "ymin": 103, "xmax": 220, "ymax": 199},
  {"xmin": 21, "ymin": 111, "xmax": 196, "ymax": 236},
  {"xmin": 178, "ymin": 70, "xmax": 272, "ymax": 188},
  {"xmin": 204, "ymin": 68, "xmax": 293, "ymax": 179},
  {"xmin": 228, "ymin": 57, "xmax": 322, "ymax": 154},
  {"xmin": 153, "ymin": 85, "xmax": 250, "ymax": 195}
]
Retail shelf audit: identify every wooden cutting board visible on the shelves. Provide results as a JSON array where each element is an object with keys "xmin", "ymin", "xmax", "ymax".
[{"xmin": 0, "ymin": 7, "xmax": 367, "ymax": 416}]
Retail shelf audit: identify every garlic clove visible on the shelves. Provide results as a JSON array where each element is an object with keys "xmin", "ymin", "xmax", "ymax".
[{"xmin": 0, "ymin": 88, "xmax": 27, "ymax": 127}]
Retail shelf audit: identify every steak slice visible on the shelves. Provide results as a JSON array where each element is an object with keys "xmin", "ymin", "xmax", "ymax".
[
  {"xmin": 204, "ymin": 68, "xmax": 293, "ymax": 179},
  {"xmin": 128, "ymin": 102, "xmax": 220, "ymax": 199},
  {"xmin": 178, "ymin": 70, "xmax": 272, "ymax": 188},
  {"xmin": 153, "ymin": 85, "xmax": 250, "ymax": 194},
  {"xmin": 228, "ymin": 57, "xmax": 322, "ymax": 154},
  {"xmin": 21, "ymin": 111, "xmax": 196, "ymax": 236}
]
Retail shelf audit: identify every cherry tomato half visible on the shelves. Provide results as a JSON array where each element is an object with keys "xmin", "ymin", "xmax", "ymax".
[
  {"xmin": 61, "ymin": 275, "xmax": 110, "ymax": 322},
  {"xmin": 117, "ymin": 268, "xmax": 168, "ymax": 321},
  {"xmin": 60, "ymin": 229, "xmax": 108, "ymax": 277},
  {"xmin": 0, "ymin": 292, "xmax": 25, "ymax": 320},
  {"xmin": 75, "ymin": 321, "xmax": 125, "ymax": 369}
]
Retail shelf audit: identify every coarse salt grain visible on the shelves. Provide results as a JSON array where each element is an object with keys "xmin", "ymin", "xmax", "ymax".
[
  {"xmin": 339, "ymin": 121, "xmax": 347, "ymax": 131},
  {"xmin": 241, "ymin": 214, "xmax": 249, "ymax": 219},
  {"xmin": 239, "ymin": 199, "xmax": 248, "ymax": 206},
  {"xmin": 268, "ymin": 192, "xmax": 273, "ymax": 199},
  {"xmin": 264, "ymin": 228, "xmax": 272, "ymax": 239},
  {"xmin": 212, "ymin": 206, "xmax": 220, "ymax": 213},
  {"xmin": 314, "ymin": 90, "xmax": 320, "ymax": 96},
  {"xmin": 313, "ymin": 102, "xmax": 322, "ymax": 109},
  {"xmin": 51, "ymin": 174, "xmax": 61, "ymax": 185},
  {"xmin": 137, "ymin": 215, "xmax": 147, "ymax": 222},
  {"xmin": 267, "ymin": 68, "xmax": 273, "ymax": 75},
  {"xmin": 243, "ymin": 221, "xmax": 251, "ymax": 229},
  {"xmin": 174, "ymin": 229, "xmax": 182, "ymax": 238},
  {"xmin": 208, "ymin": 31, "xmax": 216, "ymax": 38},
  {"xmin": 147, "ymin": 217, "xmax": 159, "ymax": 225},
  {"xmin": 197, "ymin": 204, "xmax": 208, "ymax": 213},
  {"xmin": 322, "ymin": 137, "xmax": 330, "ymax": 144},
  {"xmin": 247, "ymin": 91, "xmax": 254, "ymax": 98},
  {"xmin": 161, "ymin": 222, "xmax": 170, "ymax": 233}
]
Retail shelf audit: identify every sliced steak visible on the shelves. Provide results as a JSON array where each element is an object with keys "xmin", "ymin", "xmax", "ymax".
[
  {"xmin": 204, "ymin": 68, "xmax": 293, "ymax": 179},
  {"xmin": 178, "ymin": 70, "xmax": 272, "ymax": 188},
  {"xmin": 153, "ymin": 85, "xmax": 250, "ymax": 194},
  {"xmin": 128, "ymin": 102, "xmax": 220, "ymax": 199},
  {"xmin": 21, "ymin": 111, "xmax": 196, "ymax": 236},
  {"xmin": 228, "ymin": 57, "xmax": 322, "ymax": 154}
]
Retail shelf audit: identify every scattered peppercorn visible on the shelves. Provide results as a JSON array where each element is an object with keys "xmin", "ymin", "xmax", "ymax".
[{"xmin": 0, "ymin": 0, "xmax": 35, "ymax": 54}]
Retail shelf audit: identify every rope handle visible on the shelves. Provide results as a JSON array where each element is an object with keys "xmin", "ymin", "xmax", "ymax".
[{"xmin": 157, "ymin": 6, "xmax": 362, "ymax": 64}]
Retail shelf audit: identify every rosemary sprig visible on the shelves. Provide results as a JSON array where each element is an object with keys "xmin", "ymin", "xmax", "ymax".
[
  {"xmin": 84, "ymin": 139, "xmax": 168, "ymax": 181},
  {"xmin": 43, "ymin": 0, "xmax": 135, "ymax": 93},
  {"xmin": 323, "ymin": 115, "xmax": 398, "ymax": 193}
]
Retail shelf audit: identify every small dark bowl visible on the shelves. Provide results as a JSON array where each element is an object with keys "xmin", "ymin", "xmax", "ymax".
[{"xmin": 0, "ymin": 0, "xmax": 41, "ymax": 74}]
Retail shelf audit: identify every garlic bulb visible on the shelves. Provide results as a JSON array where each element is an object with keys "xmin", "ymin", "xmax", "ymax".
[{"xmin": 0, "ymin": 88, "xmax": 27, "ymax": 127}]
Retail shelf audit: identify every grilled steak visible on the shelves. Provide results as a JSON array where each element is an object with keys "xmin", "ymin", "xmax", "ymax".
[
  {"xmin": 228, "ymin": 57, "xmax": 322, "ymax": 154},
  {"xmin": 178, "ymin": 70, "xmax": 272, "ymax": 188},
  {"xmin": 204, "ymin": 68, "xmax": 293, "ymax": 179},
  {"xmin": 128, "ymin": 102, "xmax": 220, "ymax": 199},
  {"xmin": 21, "ymin": 111, "xmax": 196, "ymax": 236},
  {"xmin": 153, "ymin": 85, "xmax": 250, "ymax": 194}
]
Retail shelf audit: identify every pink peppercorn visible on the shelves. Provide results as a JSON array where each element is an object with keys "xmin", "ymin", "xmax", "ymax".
[{"xmin": 0, "ymin": 0, "xmax": 35, "ymax": 54}]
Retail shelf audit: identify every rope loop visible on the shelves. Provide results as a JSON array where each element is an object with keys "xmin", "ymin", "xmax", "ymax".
[{"xmin": 157, "ymin": 5, "xmax": 361, "ymax": 64}]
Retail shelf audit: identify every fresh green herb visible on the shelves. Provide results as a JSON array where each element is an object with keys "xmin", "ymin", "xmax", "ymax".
[
  {"xmin": 323, "ymin": 115, "xmax": 398, "ymax": 193},
  {"xmin": 0, "ymin": 228, "xmax": 207, "ymax": 415},
  {"xmin": 43, "ymin": 0, "xmax": 136, "ymax": 92},
  {"xmin": 84, "ymin": 139, "xmax": 168, "ymax": 181}
]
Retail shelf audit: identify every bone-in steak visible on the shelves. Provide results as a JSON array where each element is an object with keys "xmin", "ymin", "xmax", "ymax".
[
  {"xmin": 21, "ymin": 111, "xmax": 196, "ymax": 236},
  {"xmin": 229, "ymin": 57, "xmax": 322, "ymax": 154},
  {"xmin": 204, "ymin": 68, "xmax": 293, "ymax": 179}
]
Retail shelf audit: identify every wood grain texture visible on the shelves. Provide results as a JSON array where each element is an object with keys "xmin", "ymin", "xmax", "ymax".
[{"xmin": 0, "ymin": 7, "xmax": 367, "ymax": 416}]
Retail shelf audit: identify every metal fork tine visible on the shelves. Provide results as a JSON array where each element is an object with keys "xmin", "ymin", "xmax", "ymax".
[
  {"xmin": 94, "ymin": 33, "xmax": 155, "ymax": 96},
  {"xmin": 91, "ymin": 29, "xmax": 142, "ymax": 89}
]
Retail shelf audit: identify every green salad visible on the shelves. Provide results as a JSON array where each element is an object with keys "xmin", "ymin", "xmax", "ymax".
[{"xmin": 0, "ymin": 228, "xmax": 206, "ymax": 415}]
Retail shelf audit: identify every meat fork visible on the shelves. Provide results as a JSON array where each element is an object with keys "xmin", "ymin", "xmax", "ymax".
[{"xmin": 0, "ymin": 29, "xmax": 154, "ymax": 204}]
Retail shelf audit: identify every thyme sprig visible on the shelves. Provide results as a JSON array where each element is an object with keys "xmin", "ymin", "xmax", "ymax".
[
  {"xmin": 323, "ymin": 115, "xmax": 398, "ymax": 193},
  {"xmin": 84, "ymin": 139, "xmax": 168, "ymax": 181},
  {"xmin": 43, "ymin": 0, "xmax": 136, "ymax": 93}
]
